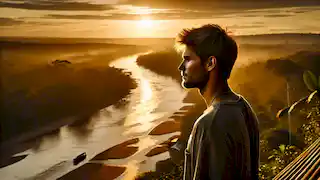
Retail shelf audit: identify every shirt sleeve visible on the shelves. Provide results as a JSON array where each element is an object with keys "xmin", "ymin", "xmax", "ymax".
[
  {"xmin": 193, "ymin": 106, "xmax": 241, "ymax": 180},
  {"xmin": 190, "ymin": 120, "xmax": 206, "ymax": 180},
  {"xmin": 206, "ymin": 117, "xmax": 234, "ymax": 180}
]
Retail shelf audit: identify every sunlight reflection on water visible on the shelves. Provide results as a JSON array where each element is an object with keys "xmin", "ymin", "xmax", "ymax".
[{"xmin": 110, "ymin": 52, "xmax": 166, "ymax": 135}]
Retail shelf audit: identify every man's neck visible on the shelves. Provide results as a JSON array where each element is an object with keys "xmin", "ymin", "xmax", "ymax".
[{"xmin": 200, "ymin": 78, "xmax": 230, "ymax": 107}]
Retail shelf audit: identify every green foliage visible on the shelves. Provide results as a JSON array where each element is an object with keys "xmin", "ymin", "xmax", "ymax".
[
  {"xmin": 260, "ymin": 70, "xmax": 320, "ymax": 179},
  {"xmin": 307, "ymin": 90, "xmax": 318, "ymax": 104},
  {"xmin": 278, "ymin": 71, "xmax": 319, "ymax": 119},
  {"xmin": 303, "ymin": 70, "xmax": 318, "ymax": 91},
  {"xmin": 135, "ymin": 171, "xmax": 160, "ymax": 180},
  {"xmin": 259, "ymin": 144, "xmax": 302, "ymax": 179},
  {"xmin": 288, "ymin": 97, "xmax": 308, "ymax": 114},
  {"xmin": 299, "ymin": 110, "xmax": 320, "ymax": 145},
  {"xmin": 135, "ymin": 164, "xmax": 183, "ymax": 180},
  {"xmin": 276, "ymin": 107, "xmax": 289, "ymax": 119},
  {"xmin": 270, "ymin": 145, "xmax": 301, "ymax": 166},
  {"xmin": 259, "ymin": 164, "xmax": 274, "ymax": 180},
  {"xmin": 279, "ymin": 144, "xmax": 285, "ymax": 153}
]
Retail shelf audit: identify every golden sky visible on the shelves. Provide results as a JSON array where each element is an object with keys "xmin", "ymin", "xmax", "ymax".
[{"xmin": 0, "ymin": 0, "xmax": 319, "ymax": 38}]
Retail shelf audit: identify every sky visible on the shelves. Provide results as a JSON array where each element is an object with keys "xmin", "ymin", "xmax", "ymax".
[{"xmin": 0, "ymin": 0, "xmax": 319, "ymax": 38}]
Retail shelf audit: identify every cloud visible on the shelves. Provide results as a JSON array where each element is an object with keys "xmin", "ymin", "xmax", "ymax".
[
  {"xmin": 44, "ymin": 5, "xmax": 309, "ymax": 21},
  {"xmin": 0, "ymin": 17, "xmax": 75, "ymax": 27},
  {"xmin": 123, "ymin": 0, "xmax": 320, "ymax": 9},
  {"xmin": 0, "ymin": 0, "xmax": 115, "ymax": 11},
  {"xmin": 44, "ymin": 9, "xmax": 228, "ymax": 20},
  {"xmin": 0, "ymin": 17, "xmax": 23, "ymax": 26},
  {"xmin": 45, "ymin": 14, "xmax": 211, "ymax": 20},
  {"xmin": 46, "ymin": 14, "xmax": 112, "ymax": 20},
  {"xmin": 239, "ymin": 13, "xmax": 293, "ymax": 18},
  {"xmin": 263, "ymin": 14, "xmax": 292, "ymax": 18},
  {"xmin": 2, "ymin": 0, "xmax": 318, "ymax": 12},
  {"xmin": 227, "ymin": 24, "xmax": 265, "ymax": 29}
]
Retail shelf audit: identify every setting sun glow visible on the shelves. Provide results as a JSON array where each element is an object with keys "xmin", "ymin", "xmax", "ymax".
[{"xmin": 137, "ymin": 18, "xmax": 154, "ymax": 28}]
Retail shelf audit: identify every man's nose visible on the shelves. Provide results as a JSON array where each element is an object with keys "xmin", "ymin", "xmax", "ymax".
[{"xmin": 178, "ymin": 61, "xmax": 185, "ymax": 71}]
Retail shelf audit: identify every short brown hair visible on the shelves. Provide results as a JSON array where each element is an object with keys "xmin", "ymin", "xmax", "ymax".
[{"xmin": 175, "ymin": 24, "xmax": 238, "ymax": 80}]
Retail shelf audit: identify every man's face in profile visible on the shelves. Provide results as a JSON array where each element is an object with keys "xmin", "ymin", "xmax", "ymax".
[{"xmin": 178, "ymin": 46, "xmax": 209, "ymax": 89}]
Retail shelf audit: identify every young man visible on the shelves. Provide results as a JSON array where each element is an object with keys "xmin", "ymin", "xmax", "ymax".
[{"xmin": 176, "ymin": 24, "xmax": 260, "ymax": 180}]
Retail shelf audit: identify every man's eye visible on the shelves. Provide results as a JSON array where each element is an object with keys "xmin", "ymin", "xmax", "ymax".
[{"xmin": 183, "ymin": 56, "xmax": 191, "ymax": 62}]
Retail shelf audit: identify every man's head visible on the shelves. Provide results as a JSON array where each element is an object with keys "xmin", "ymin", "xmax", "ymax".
[{"xmin": 176, "ymin": 24, "xmax": 238, "ymax": 90}]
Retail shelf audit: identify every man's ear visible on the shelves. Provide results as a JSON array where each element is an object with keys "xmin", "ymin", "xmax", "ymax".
[{"xmin": 207, "ymin": 56, "xmax": 216, "ymax": 71}]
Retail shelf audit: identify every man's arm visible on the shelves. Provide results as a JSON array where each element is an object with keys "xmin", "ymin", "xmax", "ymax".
[
  {"xmin": 206, "ymin": 120, "xmax": 234, "ymax": 180},
  {"xmin": 195, "ymin": 106, "xmax": 247, "ymax": 180},
  {"xmin": 191, "ymin": 111, "xmax": 234, "ymax": 180},
  {"xmin": 208, "ymin": 105, "xmax": 251, "ymax": 180},
  {"xmin": 190, "ymin": 120, "xmax": 207, "ymax": 180}
]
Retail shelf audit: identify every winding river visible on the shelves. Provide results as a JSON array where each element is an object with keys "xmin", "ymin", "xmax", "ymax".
[{"xmin": 0, "ymin": 52, "xmax": 189, "ymax": 180}]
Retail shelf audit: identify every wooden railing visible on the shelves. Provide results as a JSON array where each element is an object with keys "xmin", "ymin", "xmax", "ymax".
[{"xmin": 273, "ymin": 137, "xmax": 320, "ymax": 180}]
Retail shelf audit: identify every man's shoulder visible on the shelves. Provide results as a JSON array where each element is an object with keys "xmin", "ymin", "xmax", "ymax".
[
  {"xmin": 195, "ymin": 95, "xmax": 255, "ymax": 128},
  {"xmin": 201, "ymin": 98, "xmax": 247, "ymax": 127},
  {"xmin": 212, "ymin": 99, "xmax": 245, "ymax": 116},
  {"xmin": 194, "ymin": 104, "xmax": 228, "ymax": 128}
]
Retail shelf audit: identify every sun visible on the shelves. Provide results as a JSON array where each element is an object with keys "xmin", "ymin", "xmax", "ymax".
[{"xmin": 137, "ymin": 17, "xmax": 154, "ymax": 28}]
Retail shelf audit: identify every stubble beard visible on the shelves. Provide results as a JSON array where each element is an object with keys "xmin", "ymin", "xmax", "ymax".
[{"xmin": 181, "ymin": 72, "xmax": 209, "ymax": 91}]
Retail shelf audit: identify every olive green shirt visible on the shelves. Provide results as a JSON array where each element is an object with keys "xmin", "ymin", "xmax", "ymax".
[{"xmin": 184, "ymin": 94, "xmax": 259, "ymax": 180}]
